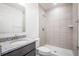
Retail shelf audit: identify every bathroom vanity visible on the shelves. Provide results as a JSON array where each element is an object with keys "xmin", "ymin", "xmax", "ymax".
[
  {"xmin": 0, "ymin": 38, "xmax": 37, "ymax": 56},
  {"xmin": 2, "ymin": 42, "xmax": 36, "ymax": 56}
]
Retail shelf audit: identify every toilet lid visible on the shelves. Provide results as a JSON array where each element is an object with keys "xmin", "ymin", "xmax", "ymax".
[{"xmin": 38, "ymin": 47, "xmax": 50, "ymax": 53}]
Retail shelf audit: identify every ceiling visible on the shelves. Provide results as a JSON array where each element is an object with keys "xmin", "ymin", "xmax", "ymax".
[
  {"xmin": 39, "ymin": 3, "xmax": 72, "ymax": 11},
  {"xmin": 39, "ymin": 3, "xmax": 54, "ymax": 11}
]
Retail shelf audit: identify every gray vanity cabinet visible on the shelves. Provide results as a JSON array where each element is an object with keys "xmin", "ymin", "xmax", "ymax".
[
  {"xmin": 26, "ymin": 49, "xmax": 36, "ymax": 56},
  {"xmin": 2, "ymin": 42, "xmax": 36, "ymax": 56}
]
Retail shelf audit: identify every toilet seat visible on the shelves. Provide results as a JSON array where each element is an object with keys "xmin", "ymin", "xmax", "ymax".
[
  {"xmin": 37, "ymin": 47, "xmax": 52, "ymax": 56},
  {"xmin": 38, "ymin": 47, "xmax": 50, "ymax": 52}
]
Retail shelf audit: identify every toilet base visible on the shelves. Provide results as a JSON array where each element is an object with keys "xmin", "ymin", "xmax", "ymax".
[{"xmin": 36, "ymin": 46, "xmax": 52, "ymax": 56}]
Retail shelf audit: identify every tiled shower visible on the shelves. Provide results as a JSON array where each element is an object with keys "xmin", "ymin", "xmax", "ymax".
[{"xmin": 38, "ymin": 3, "xmax": 78, "ymax": 56}]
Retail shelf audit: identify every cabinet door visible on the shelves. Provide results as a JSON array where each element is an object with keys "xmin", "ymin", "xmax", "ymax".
[{"xmin": 26, "ymin": 49, "xmax": 36, "ymax": 56}]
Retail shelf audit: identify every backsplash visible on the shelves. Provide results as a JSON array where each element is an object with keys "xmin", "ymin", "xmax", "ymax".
[
  {"xmin": 0, "ymin": 37, "xmax": 12, "ymax": 42},
  {"xmin": 0, "ymin": 33, "xmax": 26, "ymax": 42},
  {"xmin": 13, "ymin": 35, "xmax": 26, "ymax": 40}
]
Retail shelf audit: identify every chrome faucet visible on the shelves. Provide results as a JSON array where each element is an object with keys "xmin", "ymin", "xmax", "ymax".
[{"xmin": 11, "ymin": 34, "xmax": 17, "ymax": 40}]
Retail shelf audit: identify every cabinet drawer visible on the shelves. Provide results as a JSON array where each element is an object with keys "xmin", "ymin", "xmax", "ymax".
[{"xmin": 2, "ymin": 42, "xmax": 35, "ymax": 56}]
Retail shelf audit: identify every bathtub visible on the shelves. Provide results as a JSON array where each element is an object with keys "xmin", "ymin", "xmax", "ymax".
[{"xmin": 37, "ymin": 45, "xmax": 73, "ymax": 56}]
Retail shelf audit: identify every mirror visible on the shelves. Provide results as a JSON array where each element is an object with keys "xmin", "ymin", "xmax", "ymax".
[{"xmin": 0, "ymin": 3, "xmax": 25, "ymax": 39}]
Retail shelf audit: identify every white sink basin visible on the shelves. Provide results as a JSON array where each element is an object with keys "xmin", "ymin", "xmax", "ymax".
[
  {"xmin": 10, "ymin": 39, "xmax": 28, "ymax": 43},
  {"xmin": 10, "ymin": 39, "xmax": 30, "ymax": 47},
  {"xmin": 11, "ymin": 40, "xmax": 28, "ymax": 46}
]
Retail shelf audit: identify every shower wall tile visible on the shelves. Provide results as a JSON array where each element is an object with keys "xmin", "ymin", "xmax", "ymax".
[
  {"xmin": 46, "ymin": 4, "xmax": 73, "ymax": 50},
  {"xmin": 39, "ymin": 6, "xmax": 47, "ymax": 46}
]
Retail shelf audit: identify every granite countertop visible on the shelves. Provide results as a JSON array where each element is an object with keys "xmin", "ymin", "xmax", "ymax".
[{"xmin": 0, "ymin": 38, "xmax": 38, "ymax": 55}]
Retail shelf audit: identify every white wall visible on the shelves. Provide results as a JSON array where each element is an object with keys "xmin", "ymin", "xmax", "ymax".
[
  {"xmin": 46, "ymin": 4, "xmax": 73, "ymax": 50},
  {"xmin": 25, "ymin": 3, "xmax": 39, "ymax": 39},
  {"xmin": 77, "ymin": 3, "xmax": 79, "ymax": 56},
  {"xmin": 72, "ymin": 3, "xmax": 79, "ymax": 56}
]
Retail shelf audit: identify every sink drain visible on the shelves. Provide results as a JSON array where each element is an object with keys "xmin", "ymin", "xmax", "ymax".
[{"xmin": 54, "ymin": 51, "xmax": 57, "ymax": 53}]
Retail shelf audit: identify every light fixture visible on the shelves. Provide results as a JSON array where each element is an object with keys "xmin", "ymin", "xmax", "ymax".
[
  {"xmin": 18, "ymin": 3, "xmax": 25, "ymax": 6},
  {"xmin": 53, "ymin": 3, "xmax": 57, "ymax": 5}
]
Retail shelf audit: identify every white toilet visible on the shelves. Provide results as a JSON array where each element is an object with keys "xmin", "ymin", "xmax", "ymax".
[
  {"xmin": 36, "ymin": 38, "xmax": 52, "ymax": 56},
  {"xmin": 37, "ymin": 46, "xmax": 52, "ymax": 56}
]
